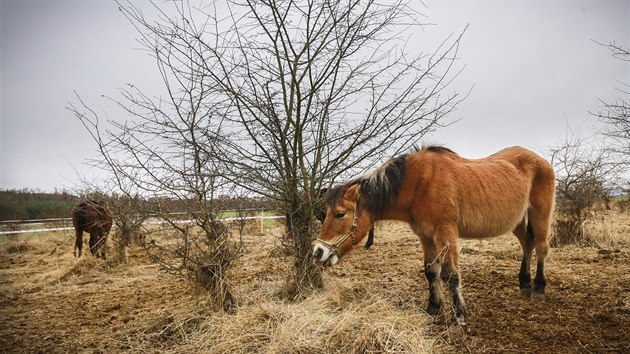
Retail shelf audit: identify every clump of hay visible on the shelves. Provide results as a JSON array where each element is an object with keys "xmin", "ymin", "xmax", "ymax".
[
  {"xmin": 123, "ymin": 281, "xmax": 442, "ymax": 353},
  {"xmin": 3, "ymin": 240, "xmax": 33, "ymax": 254},
  {"xmin": 59, "ymin": 255, "xmax": 103, "ymax": 281}
]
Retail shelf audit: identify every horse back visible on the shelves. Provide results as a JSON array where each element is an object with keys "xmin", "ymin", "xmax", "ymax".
[{"xmin": 407, "ymin": 146, "xmax": 553, "ymax": 239}]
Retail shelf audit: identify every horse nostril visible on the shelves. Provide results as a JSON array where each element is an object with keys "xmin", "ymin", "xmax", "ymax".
[{"xmin": 313, "ymin": 248, "xmax": 323, "ymax": 259}]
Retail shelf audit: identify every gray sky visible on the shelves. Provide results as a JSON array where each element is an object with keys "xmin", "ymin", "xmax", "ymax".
[{"xmin": 1, "ymin": 0, "xmax": 628, "ymax": 192}]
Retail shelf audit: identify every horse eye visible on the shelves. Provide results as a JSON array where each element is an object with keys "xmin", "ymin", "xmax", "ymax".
[{"xmin": 335, "ymin": 211, "xmax": 346, "ymax": 219}]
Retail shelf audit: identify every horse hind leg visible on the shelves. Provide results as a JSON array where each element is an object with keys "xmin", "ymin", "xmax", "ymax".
[
  {"xmin": 527, "ymin": 168, "xmax": 555, "ymax": 301},
  {"xmin": 513, "ymin": 217, "xmax": 534, "ymax": 298},
  {"xmin": 74, "ymin": 229, "xmax": 84, "ymax": 258},
  {"xmin": 528, "ymin": 207, "xmax": 551, "ymax": 301}
]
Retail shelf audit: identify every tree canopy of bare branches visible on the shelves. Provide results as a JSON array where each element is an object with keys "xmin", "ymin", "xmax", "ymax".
[
  {"xmin": 592, "ymin": 41, "xmax": 630, "ymax": 162},
  {"xmin": 70, "ymin": 0, "xmax": 465, "ymax": 300}
]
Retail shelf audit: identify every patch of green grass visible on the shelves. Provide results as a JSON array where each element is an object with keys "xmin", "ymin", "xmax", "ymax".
[{"xmin": 218, "ymin": 211, "xmax": 280, "ymax": 219}]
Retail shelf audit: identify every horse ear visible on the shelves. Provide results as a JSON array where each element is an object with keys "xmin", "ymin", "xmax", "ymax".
[{"xmin": 344, "ymin": 184, "xmax": 361, "ymax": 202}]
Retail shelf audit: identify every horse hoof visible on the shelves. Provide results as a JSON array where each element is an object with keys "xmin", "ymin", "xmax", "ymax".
[
  {"xmin": 427, "ymin": 303, "xmax": 442, "ymax": 316},
  {"xmin": 457, "ymin": 317, "xmax": 469, "ymax": 333},
  {"xmin": 531, "ymin": 291, "xmax": 546, "ymax": 301},
  {"xmin": 519, "ymin": 288, "xmax": 532, "ymax": 298}
]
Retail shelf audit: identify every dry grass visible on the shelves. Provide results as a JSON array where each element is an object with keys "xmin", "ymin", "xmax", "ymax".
[
  {"xmin": 0, "ymin": 222, "xmax": 446, "ymax": 353},
  {"xmin": 581, "ymin": 209, "xmax": 630, "ymax": 249},
  {"xmin": 117, "ymin": 219, "xmax": 443, "ymax": 353},
  {"xmin": 120, "ymin": 281, "xmax": 442, "ymax": 353},
  {"xmin": 1, "ymin": 212, "xmax": 629, "ymax": 353},
  {"xmin": 551, "ymin": 207, "xmax": 630, "ymax": 249},
  {"xmin": 3, "ymin": 240, "xmax": 33, "ymax": 254}
]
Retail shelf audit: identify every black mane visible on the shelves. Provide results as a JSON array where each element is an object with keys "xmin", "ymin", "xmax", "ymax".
[
  {"xmin": 326, "ymin": 154, "xmax": 408, "ymax": 218},
  {"xmin": 423, "ymin": 144, "xmax": 456, "ymax": 155}
]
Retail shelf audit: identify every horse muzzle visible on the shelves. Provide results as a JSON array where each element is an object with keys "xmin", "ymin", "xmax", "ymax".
[{"xmin": 312, "ymin": 239, "xmax": 340, "ymax": 266}]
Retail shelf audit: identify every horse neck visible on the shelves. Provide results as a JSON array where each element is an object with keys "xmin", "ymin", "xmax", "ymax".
[
  {"xmin": 362, "ymin": 195, "xmax": 413, "ymax": 225},
  {"xmin": 377, "ymin": 205, "xmax": 413, "ymax": 224},
  {"xmin": 369, "ymin": 156, "xmax": 426, "ymax": 224}
]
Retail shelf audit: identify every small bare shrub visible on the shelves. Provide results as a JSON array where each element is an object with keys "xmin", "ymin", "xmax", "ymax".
[
  {"xmin": 617, "ymin": 198, "xmax": 630, "ymax": 213},
  {"xmin": 550, "ymin": 130, "xmax": 622, "ymax": 246},
  {"xmin": 3, "ymin": 223, "xmax": 20, "ymax": 240},
  {"xmin": 145, "ymin": 219, "xmax": 237, "ymax": 312},
  {"xmin": 103, "ymin": 194, "xmax": 150, "ymax": 264}
]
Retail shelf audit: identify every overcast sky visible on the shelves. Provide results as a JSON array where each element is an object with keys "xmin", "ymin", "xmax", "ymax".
[{"xmin": 0, "ymin": 0, "xmax": 628, "ymax": 193}]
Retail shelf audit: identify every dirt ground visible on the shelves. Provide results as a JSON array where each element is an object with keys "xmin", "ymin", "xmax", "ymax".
[{"xmin": 1, "ymin": 212, "xmax": 629, "ymax": 353}]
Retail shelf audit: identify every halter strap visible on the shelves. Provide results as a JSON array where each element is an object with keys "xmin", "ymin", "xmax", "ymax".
[{"xmin": 313, "ymin": 191, "xmax": 360, "ymax": 259}]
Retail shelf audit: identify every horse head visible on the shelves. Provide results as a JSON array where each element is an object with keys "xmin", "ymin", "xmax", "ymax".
[{"xmin": 312, "ymin": 184, "xmax": 372, "ymax": 266}]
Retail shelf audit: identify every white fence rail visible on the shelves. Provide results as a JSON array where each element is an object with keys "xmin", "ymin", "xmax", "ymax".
[{"xmin": 0, "ymin": 214, "xmax": 285, "ymax": 236}]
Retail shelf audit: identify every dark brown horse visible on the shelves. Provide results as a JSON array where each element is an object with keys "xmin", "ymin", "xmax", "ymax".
[
  {"xmin": 313, "ymin": 146, "xmax": 555, "ymax": 330},
  {"xmin": 71, "ymin": 200, "xmax": 113, "ymax": 259}
]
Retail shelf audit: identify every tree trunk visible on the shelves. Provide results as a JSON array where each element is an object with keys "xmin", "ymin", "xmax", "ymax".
[{"xmin": 282, "ymin": 203, "xmax": 323, "ymax": 299}]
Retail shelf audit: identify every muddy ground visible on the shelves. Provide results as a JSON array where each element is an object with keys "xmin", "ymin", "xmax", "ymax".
[{"xmin": 0, "ymin": 213, "xmax": 629, "ymax": 353}]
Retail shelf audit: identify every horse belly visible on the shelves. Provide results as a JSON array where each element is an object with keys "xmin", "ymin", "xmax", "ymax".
[
  {"xmin": 457, "ymin": 179, "xmax": 529, "ymax": 239},
  {"xmin": 458, "ymin": 209, "xmax": 525, "ymax": 239}
]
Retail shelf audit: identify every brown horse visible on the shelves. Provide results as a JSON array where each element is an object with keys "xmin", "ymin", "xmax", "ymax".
[
  {"xmin": 313, "ymin": 146, "xmax": 555, "ymax": 330},
  {"xmin": 71, "ymin": 200, "xmax": 113, "ymax": 259}
]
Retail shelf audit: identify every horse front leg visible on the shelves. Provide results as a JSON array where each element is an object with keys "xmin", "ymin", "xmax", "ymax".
[
  {"xmin": 419, "ymin": 237, "xmax": 444, "ymax": 316},
  {"xmin": 435, "ymin": 228, "xmax": 468, "ymax": 331},
  {"xmin": 90, "ymin": 231, "xmax": 108, "ymax": 259},
  {"xmin": 98, "ymin": 233, "xmax": 108, "ymax": 260},
  {"xmin": 441, "ymin": 261, "xmax": 468, "ymax": 330},
  {"xmin": 364, "ymin": 226, "xmax": 375, "ymax": 250},
  {"xmin": 88, "ymin": 232, "xmax": 99, "ymax": 257}
]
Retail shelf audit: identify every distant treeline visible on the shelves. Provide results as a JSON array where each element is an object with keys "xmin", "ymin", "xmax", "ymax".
[
  {"xmin": 0, "ymin": 189, "xmax": 281, "ymax": 222},
  {"xmin": 0, "ymin": 189, "xmax": 79, "ymax": 221}
]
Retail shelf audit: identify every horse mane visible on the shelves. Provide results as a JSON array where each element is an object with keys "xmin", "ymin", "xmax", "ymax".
[
  {"xmin": 326, "ymin": 145, "xmax": 456, "ymax": 217},
  {"xmin": 422, "ymin": 144, "xmax": 457, "ymax": 155},
  {"xmin": 326, "ymin": 154, "xmax": 407, "ymax": 218}
]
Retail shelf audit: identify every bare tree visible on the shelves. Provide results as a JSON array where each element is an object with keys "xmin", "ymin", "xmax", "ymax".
[
  {"xmin": 108, "ymin": 193, "xmax": 149, "ymax": 259},
  {"xmin": 68, "ymin": 54, "xmax": 238, "ymax": 311},
  {"xmin": 592, "ymin": 41, "xmax": 630, "ymax": 161},
  {"xmin": 73, "ymin": 0, "xmax": 465, "ymax": 299}
]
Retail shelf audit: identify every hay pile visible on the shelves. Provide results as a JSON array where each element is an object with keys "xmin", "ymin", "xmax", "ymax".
[{"xmin": 121, "ymin": 280, "xmax": 442, "ymax": 353}]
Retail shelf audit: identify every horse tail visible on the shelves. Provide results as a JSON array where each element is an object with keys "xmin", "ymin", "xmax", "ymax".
[{"xmin": 76, "ymin": 203, "xmax": 87, "ymax": 228}]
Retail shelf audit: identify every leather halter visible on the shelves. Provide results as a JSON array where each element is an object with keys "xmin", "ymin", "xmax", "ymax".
[{"xmin": 313, "ymin": 197, "xmax": 360, "ymax": 260}]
